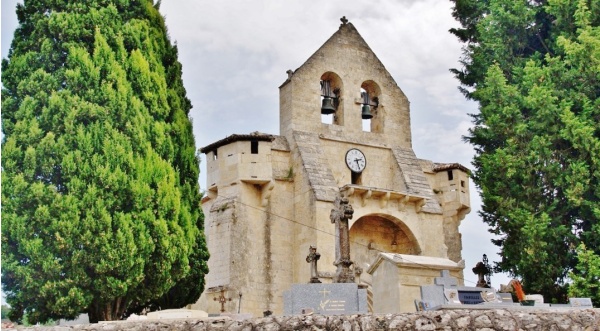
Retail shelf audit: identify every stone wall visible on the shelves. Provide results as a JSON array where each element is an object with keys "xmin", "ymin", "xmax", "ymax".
[{"xmin": 11, "ymin": 309, "xmax": 599, "ymax": 331}]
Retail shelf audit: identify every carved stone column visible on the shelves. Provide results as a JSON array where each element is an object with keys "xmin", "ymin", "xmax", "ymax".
[{"xmin": 330, "ymin": 195, "xmax": 355, "ymax": 283}]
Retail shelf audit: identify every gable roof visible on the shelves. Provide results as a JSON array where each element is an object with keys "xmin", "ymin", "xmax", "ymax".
[{"xmin": 281, "ymin": 20, "xmax": 398, "ymax": 90}]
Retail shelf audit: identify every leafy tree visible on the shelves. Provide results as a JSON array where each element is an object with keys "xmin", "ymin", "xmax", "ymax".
[
  {"xmin": 1, "ymin": 0, "xmax": 208, "ymax": 323},
  {"xmin": 568, "ymin": 244, "xmax": 600, "ymax": 307},
  {"xmin": 451, "ymin": 0, "xmax": 600, "ymax": 302},
  {"xmin": 1, "ymin": 305, "xmax": 11, "ymax": 320}
]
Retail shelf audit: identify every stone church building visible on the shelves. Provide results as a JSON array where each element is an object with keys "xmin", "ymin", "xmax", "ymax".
[{"xmin": 196, "ymin": 19, "xmax": 471, "ymax": 315}]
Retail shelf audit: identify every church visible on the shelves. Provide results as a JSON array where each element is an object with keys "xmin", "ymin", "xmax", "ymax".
[{"xmin": 195, "ymin": 18, "xmax": 471, "ymax": 315}]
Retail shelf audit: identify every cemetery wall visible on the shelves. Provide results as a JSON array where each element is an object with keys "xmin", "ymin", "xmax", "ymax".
[{"xmin": 10, "ymin": 309, "xmax": 599, "ymax": 331}]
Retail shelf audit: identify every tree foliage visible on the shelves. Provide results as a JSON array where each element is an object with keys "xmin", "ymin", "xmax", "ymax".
[
  {"xmin": 568, "ymin": 244, "xmax": 600, "ymax": 307},
  {"xmin": 1, "ymin": 0, "xmax": 208, "ymax": 323},
  {"xmin": 451, "ymin": 0, "xmax": 600, "ymax": 302},
  {"xmin": 1, "ymin": 305, "xmax": 11, "ymax": 320}
]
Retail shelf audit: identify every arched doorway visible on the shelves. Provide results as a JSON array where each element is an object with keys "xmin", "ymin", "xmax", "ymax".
[{"xmin": 349, "ymin": 214, "xmax": 420, "ymax": 284}]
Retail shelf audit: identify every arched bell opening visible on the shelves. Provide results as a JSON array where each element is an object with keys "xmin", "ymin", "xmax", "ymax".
[
  {"xmin": 349, "ymin": 214, "xmax": 420, "ymax": 286},
  {"xmin": 360, "ymin": 81, "xmax": 382, "ymax": 133},
  {"xmin": 320, "ymin": 72, "xmax": 343, "ymax": 125}
]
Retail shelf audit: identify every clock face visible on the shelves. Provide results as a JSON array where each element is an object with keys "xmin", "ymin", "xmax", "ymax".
[{"xmin": 345, "ymin": 148, "xmax": 366, "ymax": 173}]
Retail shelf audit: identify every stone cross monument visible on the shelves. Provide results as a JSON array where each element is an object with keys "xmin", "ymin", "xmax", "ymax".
[
  {"xmin": 330, "ymin": 195, "xmax": 355, "ymax": 283},
  {"xmin": 472, "ymin": 255, "xmax": 491, "ymax": 288},
  {"xmin": 306, "ymin": 246, "xmax": 321, "ymax": 283}
]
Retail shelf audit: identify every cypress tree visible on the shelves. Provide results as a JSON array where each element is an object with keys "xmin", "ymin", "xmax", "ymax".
[
  {"xmin": 451, "ymin": 0, "xmax": 600, "ymax": 303},
  {"xmin": 1, "ymin": 0, "xmax": 208, "ymax": 323}
]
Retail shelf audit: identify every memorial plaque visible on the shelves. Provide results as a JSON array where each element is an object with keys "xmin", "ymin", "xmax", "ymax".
[
  {"xmin": 283, "ymin": 283, "xmax": 367, "ymax": 315},
  {"xmin": 458, "ymin": 291, "xmax": 484, "ymax": 305},
  {"xmin": 444, "ymin": 289, "xmax": 461, "ymax": 304}
]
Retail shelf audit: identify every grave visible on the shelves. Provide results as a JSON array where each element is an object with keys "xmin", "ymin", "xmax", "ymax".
[
  {"xmin": 283, "ymin": 195, "xmax": 367, "ymax": 315},
  {"xmin": 525, "ymin": 294, "xmax": 549, "ymax": 307},
  {"xmin": 283, "ymin": 283, "xmax": 367, "ymax": 315},
  {"xmin": 419, "ymin": 270, "xmax": 507, "ymax": 309},
  {"xmin": 367, "ymin": 253, "xmax": 465, "ymax": 313},
  {"xmin": 569, "ymin": 298, "xmax": 593, "ymax": 308},
  {"xmin": 417, "ymin": 270, "xmax": 595, "ymax": 311}
]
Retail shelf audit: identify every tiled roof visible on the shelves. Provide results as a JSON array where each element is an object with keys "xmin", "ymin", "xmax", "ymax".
[
  {"xmin": 200, "ymin": 132, "xmax": 275, "ymax": 153},
  {"xmin": 433, "ymin": 163, "xmax": 470, "ymax": 173}
]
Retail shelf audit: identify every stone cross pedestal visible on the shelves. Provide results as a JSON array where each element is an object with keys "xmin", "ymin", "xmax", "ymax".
[
  {"xmin": 306, "ymin": 246, "xmax": 321, "ymax": 283},
  {"xmin": 330, "ymin": 196, "xmax": 355, "ymax": 283}
]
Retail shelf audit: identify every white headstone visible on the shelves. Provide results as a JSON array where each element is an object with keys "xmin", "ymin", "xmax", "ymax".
[
  {"xmin": 525, "ymin": 294, "xmax": 544, "ymax": 305},
  {"xmin": 569, "ymin": 298, "xmax": 593, "ymax": 308}
]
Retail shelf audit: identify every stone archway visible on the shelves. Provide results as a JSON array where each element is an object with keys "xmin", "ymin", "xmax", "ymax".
[{"xmin": 349, "ymin": 214, "xmax": 420, "ymax": 284}]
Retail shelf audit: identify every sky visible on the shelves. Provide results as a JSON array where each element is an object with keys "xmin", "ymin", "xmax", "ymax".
[{"xmin": 1, "ymin": 0, "xmax": 512, "ymax": 294}]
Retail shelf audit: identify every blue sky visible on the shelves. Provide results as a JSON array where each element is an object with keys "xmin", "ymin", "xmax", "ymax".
[{"xmin": 1, "ymin": 0, "xmax": 512, "ymax": 299}]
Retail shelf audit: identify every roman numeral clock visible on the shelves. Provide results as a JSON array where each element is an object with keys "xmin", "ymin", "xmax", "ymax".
[{"xmin": 345, "ymin": 148, "xmax": 366, "ymax": 173}]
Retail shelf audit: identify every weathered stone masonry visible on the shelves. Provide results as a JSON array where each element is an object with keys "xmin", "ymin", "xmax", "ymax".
[
  {"xmin": 196, "ymin": 21, "xmax": 472, "ymax": 315},
  {"xmin": 9, "ymin": 310, "xmax": 600, "ymax": 331}
]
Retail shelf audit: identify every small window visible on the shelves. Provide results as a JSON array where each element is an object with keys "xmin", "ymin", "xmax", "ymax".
[
  {"xmin": 250, "ymin": 140, "xmax": 259, "ymax": 154},
  {"xmin": 447, "ymin": 170, "xmax": 453, "ymax": 181},
  {"xmin": 461, "ymin": 180, "xmax": 465, "ymax": 188},
  {"xmin": 213, "ymin": 150, "xmax": 218, "ymax": 160},
  {"xmin": 351, "ymin": 171, "xmax": 362, "ymax": 185}
]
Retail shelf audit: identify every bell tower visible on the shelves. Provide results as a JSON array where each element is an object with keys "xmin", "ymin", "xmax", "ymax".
[
  {"xmin": 279, "ymin": 19, "xmax": 412, "ymax": 149},
  {"xmin": 198, "ymin": 17, "xmax": 471, "ymax": 315}
]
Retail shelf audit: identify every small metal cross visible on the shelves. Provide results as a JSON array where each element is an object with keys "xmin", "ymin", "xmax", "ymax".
[
  {"xmin": 213, "ymin": 288, "xmax": 232, "ymax": 313},
  {"xmin": 340, "ymin": 16, "xmax": 349, "ymax": 25}
]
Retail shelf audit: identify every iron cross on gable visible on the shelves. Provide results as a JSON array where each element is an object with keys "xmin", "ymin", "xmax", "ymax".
[{"xmin": 340, "ymin": 16, "xmax": 349, "ymax": 25}]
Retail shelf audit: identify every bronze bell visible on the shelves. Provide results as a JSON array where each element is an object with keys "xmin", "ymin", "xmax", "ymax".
[
  {"xmin": 321, "ymin": 97, "xmax": 336, "ymax": 115},
  {"xmin": 361, "ymin": 104, "xmax": 373, "ymax": 119}
]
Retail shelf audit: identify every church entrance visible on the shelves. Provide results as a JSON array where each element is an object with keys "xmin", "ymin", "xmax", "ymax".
[{"xmin": 349, "ymin": 215, "xmax": 420, "ymax": 284}]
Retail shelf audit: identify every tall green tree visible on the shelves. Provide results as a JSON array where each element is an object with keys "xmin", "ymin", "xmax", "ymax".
[
  {"xmin": 451, "ymin": 0, "xmax": 600, "ymax": 303},
  {"xmin": 1, "ymin": 0, "xmax": 208, "ymax": 323},
  {"xmin": 568, "ymin": 244, "xmax": 600, "ymax": 306}
]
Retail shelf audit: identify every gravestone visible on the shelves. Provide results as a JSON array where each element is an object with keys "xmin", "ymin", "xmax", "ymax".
[
  {"xmin": 525, "ymin": 294, "xmax": 550, "ymax": 307},
  {"xmin": 283, "ymin": 197, "xmax": 366, "ymax": 315},
  {"xmin": 497, "ymin": 292, "xmax": 514, "ymax": 303},
  {"xmin": 420, "ymin": 270, "xmax": 497, "ymax": 307},
  {"xmin": 569, "ymin": 298, "xmax": 593, "ymax": 308},
  {"xmin": 283, "ymin": 283, "xmax": 367, "ymax": 315}
]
